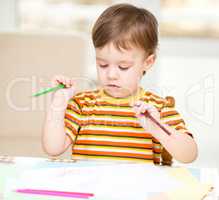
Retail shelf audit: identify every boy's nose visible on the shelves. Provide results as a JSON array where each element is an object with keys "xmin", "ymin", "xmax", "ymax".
[{"xmin": 107, "ymin": 66, "xmax": 119, "ymax": 80}]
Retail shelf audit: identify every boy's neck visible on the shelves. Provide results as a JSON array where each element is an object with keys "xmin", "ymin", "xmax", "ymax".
[{"xmin": 100, "ymin": 87, "xmax": 145, "ymax": 104}]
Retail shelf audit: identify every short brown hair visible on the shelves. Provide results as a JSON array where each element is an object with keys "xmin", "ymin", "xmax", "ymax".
[{"xmin": 92, "ymin": 3, "xmax": 158, "ymax": 56}]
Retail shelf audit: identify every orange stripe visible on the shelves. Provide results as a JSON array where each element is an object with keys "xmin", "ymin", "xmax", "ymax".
[
  {"xmin": 165, "ymin": 119, "xmax": 184, "ymax": 126},
  {"xmin": 77, "ymin": 99, "xmax": 163, "ymax": 107},
  {"xmin": 148, "ymin": 97, "xmax": 164, "ymax": 105},
  {"xmin": 82, "ymin": 110, "xmax": 135, "ymax": 117},
  {"xmin": 153, "ymin": 148, "xmax": 162, "ymax": 154},
  {"xmin": 80, "ymin": 130, "xmax": 152, "ymax": 138},
  {"xmin": 66, "ymin": 114, "xmax": 141, "ymax": 127},
  {"xmin": 67, "ymin": 105, "xmax": 80, "ymax": 114},
  {"xmin": 76, "ymin": 93, "xmax": 99, "ymax": 99},
  {"xmin": 149, "ymin": 93, "xmax": 162, "ymax": 99},
  {"xmin": 160, "ymin": 111, "xmax": 178, "ymax": 118},
  {"xmin": 175, "ymin": 125, "xmax": 186, "ymax": 130},
  {"xmin": 65, "ymin": 114, "xmax": 81, "ymax": 125},
  {"xmin": 74, "ymin": 99, "xmax": 83, "ymax": 108},
  {"xmin": 73, "ymin": 149, "xmax": 153, "ymax": 159},
  {"xmin": 65, "ymin": 121, "xmax": 78, "ymax": 135},
  {"xmin": 75, "ymin": 140, "xmax": 153, "ymax": 149},
  {"xmin": 153, "ymin": 157, "xmax": 161, "ymax": 164}
]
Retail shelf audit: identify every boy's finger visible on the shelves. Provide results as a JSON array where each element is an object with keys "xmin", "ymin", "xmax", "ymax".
[
  {"xmin": 134, "ymin": 100, "xmax": 143, "ymax": 107},
  {"xmin": 134, "ymin": 106, "xmax": 145, "ymax": 116},
  {"xmin": 51, "ymin": 76, "xmax": 61, "ymax": 87},
  {"xmin": 54, "ymin": 76, "xmax": 61, "ymax": 84},
  {"xmin": 58, "ymin": 76, "xmax": 67, "ymax": 86},
  {"xmin": 147, "ymin": 105, "xmax": 158, "ymax": 114}
]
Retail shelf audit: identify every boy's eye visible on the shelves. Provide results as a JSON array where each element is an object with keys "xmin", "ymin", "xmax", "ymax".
[
  {"xmin": 119, "ymin": 66, "xmax": 129, "ymax": 71},
  {"xmin": 99, "ymin": 64, "xmax": 108, "ymax": 68}
]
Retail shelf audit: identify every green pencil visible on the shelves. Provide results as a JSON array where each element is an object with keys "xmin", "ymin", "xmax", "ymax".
[{"xmin": 32, "ymin": 83, "xmax": 65, "ymax": 97}]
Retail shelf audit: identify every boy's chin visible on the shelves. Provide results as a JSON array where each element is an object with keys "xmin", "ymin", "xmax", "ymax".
[{"xmin": 104, "ymin": 88, "xmax": 130, "ymax": 98}]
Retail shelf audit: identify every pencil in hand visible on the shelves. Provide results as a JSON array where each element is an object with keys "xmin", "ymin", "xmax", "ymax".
[
  {"xmin": 143, "ymin": 110, "xmax": 172, "ymax": 136},
  {"xmin": 32, "ymin": 83, "xmax": 65, "ymax": 97}
]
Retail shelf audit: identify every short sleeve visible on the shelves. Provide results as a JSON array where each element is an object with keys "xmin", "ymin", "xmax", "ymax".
[
  {"xmin": 152, "ymin": 136, "xmax": 162, "ymax": 164},
  {"xmin": 64, "ymin": 98, "xmax": 81, "ymax": 142},
  {"xmin": 160, "ymin": 96, "xmax": 193, "ymax": 138}
]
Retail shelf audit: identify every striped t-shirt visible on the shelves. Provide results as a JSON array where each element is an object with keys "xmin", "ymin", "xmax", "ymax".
[{"xmin": 64, "ymin": 87, "xmax": 192, "ymax": 164}]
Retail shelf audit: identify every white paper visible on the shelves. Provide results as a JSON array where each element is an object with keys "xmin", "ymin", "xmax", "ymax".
[{"xmin": 14, "ymin": 163, "xmax": 183, "ymax": 200}]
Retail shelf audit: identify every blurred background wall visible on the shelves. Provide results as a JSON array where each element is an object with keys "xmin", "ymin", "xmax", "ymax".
[{"xmin": 0, "ymin": 0, "xmax": 218, "ymax": 169}]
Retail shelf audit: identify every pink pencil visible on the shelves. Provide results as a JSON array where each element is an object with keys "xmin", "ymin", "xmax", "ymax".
[
  {"xmin": 144, "ymin": 110, "xmax": 172, "ymax": 135},
  {"xmin": 15, "ymin": 189, "xmax": 94, "ymax": 199}
]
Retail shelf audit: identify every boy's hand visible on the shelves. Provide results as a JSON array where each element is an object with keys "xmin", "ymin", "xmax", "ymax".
[
  {"xmin": 132, "ymin": 100, "xmax": 161, "ymax": 134},
  {"xmin": 50, "ymin": 75, "xmax": 76, "ymax": 108}
]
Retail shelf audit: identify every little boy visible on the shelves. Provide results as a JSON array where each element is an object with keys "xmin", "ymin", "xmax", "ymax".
[{"xmin": 42, "ymin": 3, "xmax": 198, "ymax": 165}]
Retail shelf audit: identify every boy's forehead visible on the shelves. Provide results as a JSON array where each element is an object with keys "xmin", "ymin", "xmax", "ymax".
[{"xmin": 95, "ymin": 43, "xmax": 144, "ymax": 62}]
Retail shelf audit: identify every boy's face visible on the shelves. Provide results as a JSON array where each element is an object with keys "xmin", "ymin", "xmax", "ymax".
[{"xmin": 95, "ymin": 43, "xmax": 154, "ymax": 98}]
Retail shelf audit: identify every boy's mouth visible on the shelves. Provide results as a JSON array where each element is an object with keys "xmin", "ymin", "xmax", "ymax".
[{"xmin": 106, "ymin": 84, "xmax": 120, "ymax": 88}]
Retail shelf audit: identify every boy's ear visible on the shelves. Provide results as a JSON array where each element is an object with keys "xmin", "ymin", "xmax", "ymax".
[{"xmin": 143, "ymin": 54, "xmax": 156, "ymax": 71}]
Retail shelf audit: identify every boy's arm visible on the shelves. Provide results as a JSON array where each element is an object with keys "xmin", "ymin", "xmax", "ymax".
[
  {"xmin": 42, "ymin": 76, "xmax": 76, "ymax": 156},
  {"xmin": 157, "ymin": 96, "xmax": 198, "ymax": 163},
  {"xmin": 151, "ymin": 121, "xmax": 198, "ymax": 164},
  {"xmin": 42, "ymin": 92, "xmax": 72, "ymax": 156},
  {"xmin": 133, "ymin": 98, "xmax": 198, "ymax": 164}
]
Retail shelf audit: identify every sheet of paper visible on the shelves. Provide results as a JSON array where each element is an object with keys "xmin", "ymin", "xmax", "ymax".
[
  {"xmin": 165, "ymin": 167, "xmax": 213, "ymax": 200},
  {"xmin": 12, "ymin": 163, "xmax": 183, "ymax": 200}
]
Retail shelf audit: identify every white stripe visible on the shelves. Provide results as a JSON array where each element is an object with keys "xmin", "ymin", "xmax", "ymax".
[
  {"xmin": 84, "ymin": 116, "xmax": 138, "ymax": 123},
  {"xmin": 154, "ymin": 144, "xmax": 161, "ymax": 149},
  {"xmin": 161, "ymin": 107, "xmax": 176, "ymax": 112},
  {"xmin": 83, "ymin": 106, "xmax": 133, "ymax": 113},
  {"xmin": 67, "ymin": 112, "xmax": 137, "ymax": 124},
  {"xmin": 86, "ymin": 126, "xmax": 145, "ymax": 133}
]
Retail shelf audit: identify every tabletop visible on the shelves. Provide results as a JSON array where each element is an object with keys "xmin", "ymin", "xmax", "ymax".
[{"xmin": 0, "ymin": 156, "xmax": 218, "ymax": 200}]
